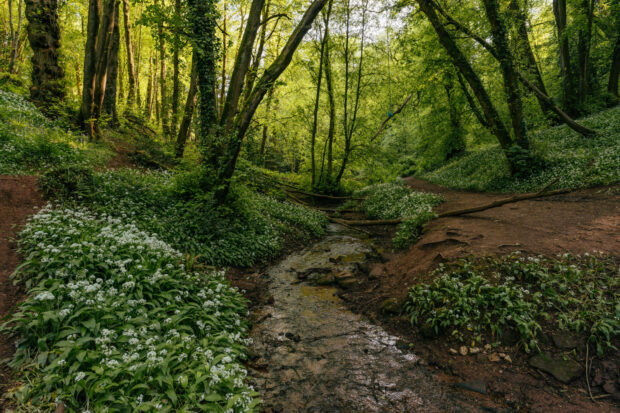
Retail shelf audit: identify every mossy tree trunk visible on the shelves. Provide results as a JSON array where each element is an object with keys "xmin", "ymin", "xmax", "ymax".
[{"xmin": 24, "ymin": 0, "xmax": 65, "ymax": 116}]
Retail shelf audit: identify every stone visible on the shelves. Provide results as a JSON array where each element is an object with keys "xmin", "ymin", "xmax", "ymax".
[
  {"xmin": 551, "ymin": 330, "xmax": 580, "ymax": 350},
  {"xmin": 449, "ymin": 348, "xmax": 458, "ymax": 355},
  {"xmin": 337, "ymin": 277, "xmax": 356, "ymax": 289},
  {"xmin": 455, "ymin": 380, "xmax": 487, "ymax": 395},
  {"xmin": 529, "ymin": 354, "xmax": 583, "ymax": 384},
  {"xmin": 503, "ymin": 355, "xmax": 512, "ymax": 363},
  {"xmin": 381, "ymin": 298, "xmax": 401, "ymax": 314},
  {"xmin": 469, "ymin": 347, "xmax": 481, "ymax": 354},
  {"xmin": 459, "ymin": 346, "xmax": 469, "ymax": 356},
  {"xmin": 484, "ymin": 344, "xmax": 492, "ymax": 351},
  {"xmin": 285, "ymin": 332, "xmax": 301, "ymax": 342},
  {"xmin": 488, "ymin": 353, "xmax": 501, "ymax": 362},
  {"xmin": 316, "ymin": 273, "xmax": 335, "ymax": 285},
  {"xmin": 334, "ymin": 270, "xmax": 354, "ymax": 280}
]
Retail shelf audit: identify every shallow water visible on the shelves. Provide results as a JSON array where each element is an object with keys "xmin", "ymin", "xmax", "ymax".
[{"xmin": 248, "ymin": 224, "xmax": 491, "ymax": 412}]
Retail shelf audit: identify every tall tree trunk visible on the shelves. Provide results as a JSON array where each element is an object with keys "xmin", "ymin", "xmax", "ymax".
[
  {"xmin": 176, "ymin": 57, "xmax": 198, "ymax": 158},
  {"xmin": 219, "ymin": 0, "xmax": 227, "ymax": 111},
  {"xmin": 243, "ymin": 0, "xmax": 270, "ymax": 105},
  {"xmin": 608, "ymin": 29, "xmax": 620, "ymax": 102},
  {"xmin": 187, "ymin": 0, "xmax": 219, "ymax": 158},
  {"xmin": 416, "ymin": 0, "xmax": 514, "ymax": 152},
  {"xmin": 157, "ymin": 0, "xmax": 170, "ymax": 138},
  {"xmin": 91, "ymin": 0, "xmax": 119, "ymax": 138},
  {"xmin": 103, "ymin": 1, "xmax": 120, "ymax": 124},
  {"xmin": 171, "ymin": 0, "xmax": 181, "ymax": 136},
  {"xmin": 121, "ymin": 0, "xmax": 136, "ymax": 108},
  {"xmin": 321, "ymin": 0, "xmax": 335, "ymax": 187},
  {"xmin": 135, "ymin": 3, "xmax": 143, "ymax": 106},
  {"xmin": 75, "ymin": 61, "xmax": 82, "ymax": 97},
  {"xmin": 577, "ymin": 0, "xmax": 595, "ymax": 109},
  {"xmin": 146, "ymin": 53, "xmax": 154, "ymax": 118},
  {"xmin": 553, "ymin": 0, "xmax": 579, "ymax": 116},
  {"xmin": 335, "ymin": 0, "xmax": 366, "ymax": 186},
  {"xmin": 8, "ymin": 0, "xmax": 23, "ymax": 73},
  {"xmin": 310, "ymin": 15, "xmax": 329, "ymax": 188},
  {"xmin": 24, "ymin": 0, "xmax": 65, "ymax": 115},
  {"xmin": 483, "ymin": 0, "xmax": 529, "ymax": 150},
  {"xmin": 259, "ymin": 85, "xmax": 274, "ymax": 164},
  {"xmin": 81, "ymin": 0, "xmax": 100, "ymax": 135},
  {"xmin": 508, "ymin": 0, "xmax": 557, "ymax": 122}
]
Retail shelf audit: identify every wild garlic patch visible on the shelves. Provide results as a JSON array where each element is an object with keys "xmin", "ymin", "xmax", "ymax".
[
  {"xmin": 405, "ymin": 253, "xmax": 619, "ymax": 355},
  {"xmin": 3, "ymin": 205, "xmax": 259, "ymax": 412},
  {"xmin": 356, "ymin": 181, "xmax": 443, "ymax": 248}
]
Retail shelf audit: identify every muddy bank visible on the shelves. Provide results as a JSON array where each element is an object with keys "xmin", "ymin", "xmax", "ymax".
[
  {"xmin": 0, "ymin": 176, "xmax": 44, "ymax": 408},
  {"xmin": 243, "ymin": 224, "xmax": 508, "ymax": 412}
]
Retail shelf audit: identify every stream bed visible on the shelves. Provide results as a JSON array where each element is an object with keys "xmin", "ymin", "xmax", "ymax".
[{"xmin": 248, "ymin": 224, "xmax": 496, "ymax": 412}]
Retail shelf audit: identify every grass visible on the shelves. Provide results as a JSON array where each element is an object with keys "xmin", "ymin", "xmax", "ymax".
[
  {"xmin": 40, "ymin": 167, "xmax": 328, "ymax": 267},
  {"xmin": 0, "ymin": 90, "xmax": 111, "ymax": 174},
  {"xmin": 404, "ymin": 252, "xmax": 620, "ymax": 355},
  {"xmin": 356, "ymin": 181, "xmax": 443, "ymax": 248},
  {"xmin": 2, "ymin": 205, "xmax": 259, "ymax": 412},
  {"xmin": 421, "ymin": 106, "xmax": 620, "ymax": 192}
]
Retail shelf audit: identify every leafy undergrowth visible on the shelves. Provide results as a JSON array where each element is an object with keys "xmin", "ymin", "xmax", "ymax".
[
  {"xmin": 356, "ymin": 181, "xmax": 443, "ymax": 248},
  {"xmin": 404, "ymin": 252, "xmax": 620, "ymax": 355},
  {"xmin": 0, "ymin": 90, "xmax": 111, "ymax": 174},
  {"xmin": 41, "ymin": 168, "xmax": 328, "ymax": 267},
  {"xmin": 421, "ymin": 106, "xmax": 620, "ymax": 192},
  {"xmin": 2, "ymin": 205, "xmax": 258, "ymax": 412}
]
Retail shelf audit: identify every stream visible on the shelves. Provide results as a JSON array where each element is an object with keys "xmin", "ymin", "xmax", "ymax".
[{"xmin": 248, "ymin": 223, "xmax": 493, "ymax": 412}]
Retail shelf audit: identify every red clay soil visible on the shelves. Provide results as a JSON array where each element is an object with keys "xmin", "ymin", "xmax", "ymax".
[
  {"xmin": 339, "ymin": 178, "xmax": 620, "ymax": 413},
  {"xmin": 0, "ymin": 176, "xmax": 43, "ymax": 405}
]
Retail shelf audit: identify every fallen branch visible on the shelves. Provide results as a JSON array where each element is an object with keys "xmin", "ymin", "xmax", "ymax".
[
  {"xmin": 369, "ymin": 92, "xmax": 418, "ymax": 143},
  {"xmin": 329, "ymin": 217, "xmax": 402, "ymax": 226},
  {"xmin": 328, "ymin": 217, "xmax": 372, "ymax": 235},
  {"xmin": 284, "ymin": 188, "xmax": 365, "ymax": 201},
  {"xmin": 516, "ymin": 72, "xmax": 597, "ymax": 137},
  {"xmin": 332, "ymin": 186, "xmax": 572, "ymax": 226}
]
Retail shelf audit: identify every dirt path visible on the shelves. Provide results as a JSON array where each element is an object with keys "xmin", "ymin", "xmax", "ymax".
[
  {"xmin": 372, "ymin": 178, "xmax": 620, "ymax": 292},
  {"xmin": 0, "ymin": 176, "xmax": 43, "ymax": 403}
]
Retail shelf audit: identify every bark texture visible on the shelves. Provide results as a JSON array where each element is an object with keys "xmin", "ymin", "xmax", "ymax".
[{"xmin": 24, "ymin": 0, "xmax": 65, "ymax": 115}]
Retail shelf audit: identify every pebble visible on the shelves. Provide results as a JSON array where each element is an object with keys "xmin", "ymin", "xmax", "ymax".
[
  {"xmin": 449, "ymin": 348, "xmax": 458, "ymax": 354},
  {"xmin": 459, "ymin": 346, "xmax": 468, "ymax": 356},
  {"xmin": 469, "ymin": 347, "xmax": 481, "ymax": 354},
  {"xmin": 488, "ymin": 353, "xmax": 501, "ymax": 362},
  {"xmin": 484, "ymin": 344, "xmax": 492, "ymax": 351}
]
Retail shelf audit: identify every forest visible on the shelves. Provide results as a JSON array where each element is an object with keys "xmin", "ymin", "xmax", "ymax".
[{"xmin": 0, "ymin": 0, "xmax": 618, "ymax": 411}]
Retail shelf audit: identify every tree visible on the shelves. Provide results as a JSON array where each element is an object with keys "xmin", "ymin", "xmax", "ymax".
[
  {"xmin": 121, "ymin": 0, "xmax": 137, "ymax": 108},
  {"xmin": 189, "ymin": 0, "xmax": 330, "ymax": 202},
  {"xmin": 553, "ymin": 0, "xmax": 579, "ymax": 116},
  {"xmin": 24, "ymin": 0, "xmax": 65, "ymax": 115}
]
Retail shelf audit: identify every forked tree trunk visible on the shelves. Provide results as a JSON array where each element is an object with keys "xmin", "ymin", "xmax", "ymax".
[
  {"xmin": 91, "ymin": 0, "xmax": 118, "ymax": 138},
  {"xmin": 212, "ymin": 0, "xmax": 330, "ymax": 202},
  {"xmin": 607, "ymin": 24, "xmax": 620, "ymax": 103},
  {"xmin": 24, "ymin": 0, "xmax": 65, "ymax": 115},
  {"xmin": 483, "ymin": 0, "xmax": 529, "ymax": 149},
  {"xmin": 416, "ymin": 0, "xmax": 513, "ymax": 152},
  {"xmin": 81, "ymin": 0, "xmax": 101, "ymax": 135}
]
